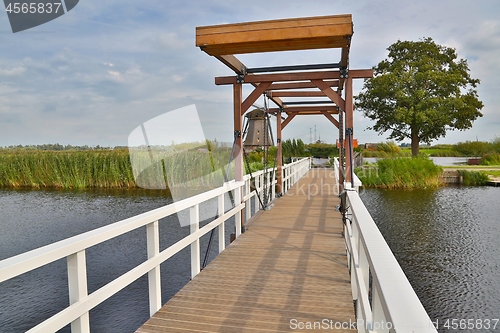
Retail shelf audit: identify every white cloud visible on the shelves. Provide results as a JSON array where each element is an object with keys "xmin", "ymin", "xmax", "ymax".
[
  {"xmin": 0, "ymin": 0, "xmax": 499, "ymax": 146},
  {"xmin": 0, "ymin": 66, "xmax": 27, "ymax": 77}
]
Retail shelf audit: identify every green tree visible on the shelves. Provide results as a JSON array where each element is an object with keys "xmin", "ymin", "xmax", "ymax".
[{"xmin": 355, "ymin": 38, "xmax": 483, "ymax": 156}]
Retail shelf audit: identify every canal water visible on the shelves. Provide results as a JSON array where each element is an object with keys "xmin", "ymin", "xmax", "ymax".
[
  {"xmin": 0, "ymin": 188, "xmax": 235, "ymax": 333},
  {"xmin": 360, "ymin": 186, "xmax": 500, "ymax": 332},
  {"xmin": 1, "ymin": 185, "xmax": 499, "ymax": 332}
]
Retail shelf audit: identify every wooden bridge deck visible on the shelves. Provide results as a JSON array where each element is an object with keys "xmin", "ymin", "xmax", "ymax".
[{"xmin": 136, "ymin": 168, "xmax": 356, "ymax": 333}]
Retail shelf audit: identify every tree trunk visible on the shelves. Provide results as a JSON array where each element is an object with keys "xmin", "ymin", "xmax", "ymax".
[{"xmin": 411, "ymin": 132, "xmax": 420, "ymax": 156}]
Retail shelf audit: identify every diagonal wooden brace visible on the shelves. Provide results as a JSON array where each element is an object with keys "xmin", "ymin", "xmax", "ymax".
[
  {"xmin": 311, "ymin": 79, "xmax": 346, "ymax": 111},
  {"xmin": 281, "ymin": 113, "xmax": 296, "ymax": 129},
  {"xmin": 320, "ymin": 111, "xmax": 340, "ymax": 129},
  {"xmin": 241, "ymin": 82, "xmax": 272, "ymax": 115}
]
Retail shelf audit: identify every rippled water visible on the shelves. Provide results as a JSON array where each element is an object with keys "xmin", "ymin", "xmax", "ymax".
[
  {"xmin": 0, "ymin": 188, "xmax": 236, "ymax": 333},
  {"xmin": 360, "ymin": 186, "xmax": 500, "ymax": 332}
]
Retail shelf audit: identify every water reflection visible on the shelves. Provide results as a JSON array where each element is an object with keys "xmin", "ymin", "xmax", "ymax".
[
  {"xmin": 0, "ymin": 188, "xmax": 236, "ymax": 333},
  {"xmin": 360, "ymin": 187, "xmax": 500, "ymax": 332}
]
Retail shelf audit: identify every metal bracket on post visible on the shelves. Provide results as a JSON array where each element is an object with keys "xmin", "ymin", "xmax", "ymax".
[
  {"xmin": 236, "ymin": 73, "xmax": 245, "ymax": 84},
  {"xmin": 340, "ymin": 67, "xmax": 349, "ymax": 79},
  {"xmin": 234, "ymin": 130, "xmax": 241, "ymax": 138}
]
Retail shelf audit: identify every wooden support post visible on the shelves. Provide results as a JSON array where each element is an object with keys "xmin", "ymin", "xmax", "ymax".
[
  {"xmin": 233, "ymin": 83, "xmax": 245, "ymax": 232},
  {"xmin": 277, "ymin": 109, "xmax": 283, "ymax": 195},
  {"xmin": 234, "ymin": 83, "xmax": 244, "ymax": 182},
  {"xmin": 345, "ymin": 77, "xmax": 354, "ymax": 184}
]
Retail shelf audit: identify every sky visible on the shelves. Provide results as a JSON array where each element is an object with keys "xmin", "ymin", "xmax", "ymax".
[{"xmin": 0, "ymin": 0, "xmax": 499, "ymax": 147}]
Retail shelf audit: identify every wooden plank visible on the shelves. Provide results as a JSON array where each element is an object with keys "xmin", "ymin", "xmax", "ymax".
[
  {"xmin": 269, "ymin": 105, "xmax": 339, "ymax": 113},
  {"xmin": 214, "ymin": 55, "xmax": 247, "ymax": 74},
  {"xmin": 349, "ymin": 69, "xmax": 374, "ymax": 78},
  {"xmin": 199, "ymin": 37, "xmax": 350, "ymax": 56},
  {"xmin": 136, "ymin": 169, "xmax": 356, "ymax": 333},
  {"xmin": 196, "ymin": 15, "xmax": 352, "ymax": 55},
  {"xmin": 216, "ymin": 70, "xmax": 372, "ymax": 85},
  {"xmin": 216, "ymin": 71, "xmax": 342, "ymax": 85},
  {"xmin": 271, "ymin": 91, "xmax": 326, "ymax": 97},
  {"xmin": 197, "ymin": 15, "xmax": 352, "ymax": 36},
  {"xmin": 269, "ymin": 80, "xmax": 339, "ymax": 90},
  {"xmin": 284, "ymin": 111, "xmax": 339, "ymax": 116}
]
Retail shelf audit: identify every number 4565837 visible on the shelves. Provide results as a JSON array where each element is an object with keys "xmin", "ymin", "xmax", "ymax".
[
  {"xmin": 443, "ymin": 319, "xmax": 499, "ymax": 330},
  {"xmin": 5, "ymin": 2, "xmax": 62, "ymax": 14}
]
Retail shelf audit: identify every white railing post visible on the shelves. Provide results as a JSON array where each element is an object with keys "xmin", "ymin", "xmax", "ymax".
[
  {"xmin": 190, "ymin": 204, "xmax": 200, "ymax": 278},
  {"xmin": 254, "ymin": 174, "xmax": 260, "ymax": 212},
  {"xmin": 235, "ymin": 186, "xmax": 242, "ymax": 237},
  {"xmin": 146, "ymin": 221, "xmax": 161, "ymax": 316},
  {"xmin": 245, "ymin": 179, "xmax": 251, "ymax": 221},
  {"xmin": 372, "ymin": 282, "xmax": 389, "ymax": 333},
  {"xmin": 67, "ymin": 251, "xmax": 90, "ymax": 333},
  {"xmin": 284, "ymin": 167, "xmax": 288, "ymax": 193},
  {"xmin": 218, "ymin": 193, "xmax": 225, "ymax": 253},
  {"xmin": 271, "ymin": 169, "xmax": 276, "ymax": 200}
]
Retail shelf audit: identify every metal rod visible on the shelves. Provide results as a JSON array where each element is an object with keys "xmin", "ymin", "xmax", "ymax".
[
  {"xmin": 246, "ymin": 63, "xmax": 341, "ymax": 73},
  {"xmin": 346, "ymin": 128, "xmax": 355, "ymax": 189}
]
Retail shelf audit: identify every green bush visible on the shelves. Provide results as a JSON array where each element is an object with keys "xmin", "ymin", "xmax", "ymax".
[
  {"xmin": 356, "ymin": 156, "xmax": 442, "ymax": 189},
  {"xmin": 454, "ymin": 141, "xmax": 493, "ymax": 157},
  {"xmin": 491, "ymin": 137, "xmax": 500, "ymax": 154},
  {"xmin": 480, "ymin": 153, "xmax": 500, "ymax": 166},
  {"xmin": 377, "ymin": 141, "xmax": 401, "ymax": 154},
  {"xmin": 458, "ymin": 170, "xmax": 489, "ymax": 186}
]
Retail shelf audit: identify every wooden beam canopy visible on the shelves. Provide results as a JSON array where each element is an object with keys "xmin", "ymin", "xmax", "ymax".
[
  {"xmin": 196, "ymin": 15, "xmax": 353, "ymax": 56},
  {"xmin": 196, "ymin": 14, "xmax": 373, "ymax": 197}
]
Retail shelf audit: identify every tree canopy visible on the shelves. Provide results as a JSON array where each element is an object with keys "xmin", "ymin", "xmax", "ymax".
[{"xmin": 355, "ymin": 38, "xmax": 483, "ymax": 156}]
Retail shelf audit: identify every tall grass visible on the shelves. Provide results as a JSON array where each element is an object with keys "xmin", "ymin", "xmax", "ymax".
[
  {"xmin": 457, "ymin": 170, "xmax": 490, "ymax": 186},
  {"xmin": 0, "ymin": 146, "xmax": 236, "ymax": 189},
  {"xmin": 480, "ymin": 153, "xmax": 500, "ymax": 166},
  {"xmin": 356, "ymin": 156, "xmax": 442, "ymax": 189},
  {"xmin": 0, "ymin": 149, "xmax": 136, "ymax": 189}
]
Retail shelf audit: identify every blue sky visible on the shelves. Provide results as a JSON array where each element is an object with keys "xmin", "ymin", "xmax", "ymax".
[{"xmin": 0, "ymin": 0, "xmax": 499, "ymax": 147}]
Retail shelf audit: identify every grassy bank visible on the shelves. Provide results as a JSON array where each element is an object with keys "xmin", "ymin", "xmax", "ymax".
[
  {"xmin": 457, "ymin": 170, "xmax": 490, "ymax": 186},
  {"xmin": 0, "ymin": 149, "xmax": 136, "ymax": 189},
  {"xmin": 356, "ymin": 156, "xmax": 443, "ymax": 189},
  {"xmin": 0, "ymin": 146, "xmax": 234, "ymax": 189}
]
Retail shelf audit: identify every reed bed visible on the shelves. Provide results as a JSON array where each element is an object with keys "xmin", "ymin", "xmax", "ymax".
[
  {"xmin": 0, "ymin": 146, "xmax": 234, "ymax": 189},
  {"xmin": 0, "ymin": 149, "xmax": 136, "ymax": 189},
  {"xmin": 356, "ymin": 156, "xmax": 443, "ymax": 189}
]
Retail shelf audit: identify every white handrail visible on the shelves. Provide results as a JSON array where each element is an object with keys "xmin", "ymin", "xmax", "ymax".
[
  {"xmin": 334, "ymin": 160, "xmax": 437, "ymax": 333},
  {"xmin": 0, "ymin": 157, "xmax": 310, "ymax": 333}
]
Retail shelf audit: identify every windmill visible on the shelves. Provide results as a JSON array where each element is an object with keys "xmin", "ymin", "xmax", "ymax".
[{"xmin": 243, "ymin": 108, "xmax": 274, "ymax": 151}]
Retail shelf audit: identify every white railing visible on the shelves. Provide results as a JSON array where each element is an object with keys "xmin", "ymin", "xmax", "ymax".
[
  {"xmin": 335, "ymin": 161, "xmax": 437, "ymax": 333},
  {"xmin": 0, "ymin": 157, "xmax": 310, "ymax": 333},
  {"xmin": 333, "ymin": 157, "xmax": 362, "ymax": 192}
]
